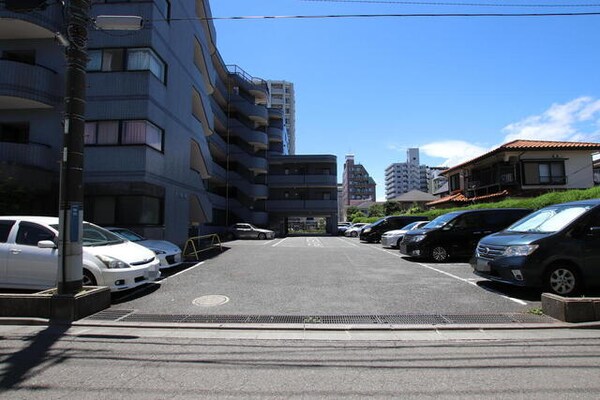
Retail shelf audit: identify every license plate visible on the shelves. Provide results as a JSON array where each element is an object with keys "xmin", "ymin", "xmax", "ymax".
[{"xmin": 476, "ymin": 259, "xmax": 490, "ymax": 272}]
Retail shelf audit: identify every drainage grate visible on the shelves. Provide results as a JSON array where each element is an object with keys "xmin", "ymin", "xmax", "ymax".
[{"xmin": 83, "ymin": 311, "xmax": 558, "ymax": 325}]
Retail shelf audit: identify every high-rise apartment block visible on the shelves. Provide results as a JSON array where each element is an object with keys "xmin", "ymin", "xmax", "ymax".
[
  {"xmin": 341, "ymin": 155, "xmax": 376, "ymax": 218},
  {"xmin": 0, "ymin": 1, "xmax": 337, "ymax": 243},
  {"xmin": 266, "ymin": 80, "xmax": 295, "ymax": 155},
  {"xmin": 385, "ymin": 148, "xmax": 429, "ymax": 199}
]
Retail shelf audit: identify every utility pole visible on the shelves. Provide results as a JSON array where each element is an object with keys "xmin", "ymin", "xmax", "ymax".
[{"xmin": 57, "ymin": 0, "xmax": 90, "ymax": 295}]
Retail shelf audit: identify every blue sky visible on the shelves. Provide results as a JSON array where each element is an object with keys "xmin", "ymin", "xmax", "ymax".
[{"xmin": 209, "ymin": 1, "xmax": 600, "ymax": 200}]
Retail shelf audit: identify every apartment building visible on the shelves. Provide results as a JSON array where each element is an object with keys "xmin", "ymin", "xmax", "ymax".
[
  {"xmin": 385, "ymin": 148, "xmax": 429, "ymax": 200},
  {"xmin": 266, "ymin": 80, "xmax": 295, "ymax": 155},
  {"xmin": 341, "ymin": 155, "xmax": 376, "ymax": 218},
  {"xmin": 0, "ymin": 0, "xmax": 335, "ymax": 245}
]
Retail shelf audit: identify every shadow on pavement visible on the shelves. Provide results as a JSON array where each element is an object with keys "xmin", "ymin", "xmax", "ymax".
[{"xmin": 0, "ymin": 322, "xmax": 70, "ymax": 391}]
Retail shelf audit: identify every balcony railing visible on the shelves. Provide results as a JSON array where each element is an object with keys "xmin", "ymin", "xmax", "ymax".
[
  {"xmin": 0, "ymin": 141, "xmax": 56, "ymax": 170},
  {"xmin": 0, "ymin": 60, "xmax": 61, "ymax": 108}
]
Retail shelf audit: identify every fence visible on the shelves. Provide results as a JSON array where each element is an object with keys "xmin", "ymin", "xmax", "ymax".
[{"xmin": 182, "ymin": 234, "xmax": 222, "ymax": 261}]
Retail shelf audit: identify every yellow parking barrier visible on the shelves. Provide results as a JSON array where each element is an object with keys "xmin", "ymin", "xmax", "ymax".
[{"xmin": 182, "ymin": 234, "xmax": 223, "ymax": 261}]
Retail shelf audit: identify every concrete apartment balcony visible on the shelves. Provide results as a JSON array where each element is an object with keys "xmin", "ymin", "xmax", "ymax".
[
  {"xmin": 267, "ymin": 126, "xmax": 284, "ymax": 143},
  {"xmin": 230, "ymin": 174, "xmax": 269, "ymax": 199},
  {"xmin": 229, "ymin": 92, "xmax": 268, "ymax": 126},
  {"xmin": 0, "ymin": 7, "xmax": 62, "ymax": 40},
  {"xmin": 0, "ymin": 60, "xmax": 61, "ymax": 109},
  {"xmin": 230, "ymin": 145, "xmax": 268, "ymax": 174},
  {"xmin": 229, "ymin": 120, "xmax": 268, "ymax": 150},
  {"xmin": 269, "ymin": 175, "xmax": 337, "ymax": 187},
  {"xmin": 207, "ymin": 161, "xmax": 227, "ymax": 184},
  {"xmin": 268, "ymin": 107, "xmax": 283, "ymax": 120},
  {"xmin": 227, "ymin": 66, "xmax": 269, "ymax": 105},
  {"xmin": 0, "ymin": 142, "xmax": 56, "ymax": 170}
]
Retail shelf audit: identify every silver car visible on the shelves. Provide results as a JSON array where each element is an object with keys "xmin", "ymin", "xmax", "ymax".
[
  {"xmin": 380, "ymin": 221, "xmax": 429, "ymax": 248},
  {"xmin": 228, "ymin": 223, "xmax": 274, "ymax": 240},
  {"xmin": 105, "ymin": 227, "xmax": 183, "ymax": 269}
]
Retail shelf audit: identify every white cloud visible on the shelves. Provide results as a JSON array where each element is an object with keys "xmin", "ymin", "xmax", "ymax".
[
  {"xmin": 420, "ymin": 96, "xmax": 600, "ymax": 169},
  {"xmin": 502, "ymin": 96, "xmax": 600, "ymax": 143},
  {"xmin": 421, "ymin": 140, "xmax": 489, "ymax": 167}
]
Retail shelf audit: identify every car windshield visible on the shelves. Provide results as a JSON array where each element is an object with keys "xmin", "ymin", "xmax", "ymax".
[
  {"xmin": 423, "ymin": 213, "xmax": 458, "ymax": 229},
  {"xmin": 111, "ymin": 229, "xmax": 145, "ymax": 242},
  {"xmin": 401, "ymin": 221, "xmax": 421, "ymax": 230},
  {"xmin": 506, "ymin": 205, "xmax": 591, "ymax": 233},
  {"xmin": 49, "ymin": 223, "xmax": 125, "ymax": 246}
]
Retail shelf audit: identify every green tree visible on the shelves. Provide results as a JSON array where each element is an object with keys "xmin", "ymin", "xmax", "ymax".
[
  {"xmin": 384, "ymin": 201, "xmax": 404, "ymax": 215},
  {"xmin": 368, "ymin": 203, "xmax": 384, "ymax": 218}
]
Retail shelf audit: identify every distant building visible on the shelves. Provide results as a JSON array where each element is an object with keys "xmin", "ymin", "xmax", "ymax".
[
  {"xmin": 266, "ymin": 80, "xmax": 295, "ymax": 155},
  {"xmin": 341, "ymin": 155, "xmax": 376, "ymax": 219},
  {"xmin": 428, "ymin": 139, "xmax": 600, "ymax": 208},
  {"xmin": 385, "ymin": 148, "xmax": 429, "ymax": 199}
]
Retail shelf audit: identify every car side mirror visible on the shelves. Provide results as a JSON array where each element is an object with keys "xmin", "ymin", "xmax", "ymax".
[{"xmin": 38, "ymin": 240, "xmax": 57, "ymax": 249}]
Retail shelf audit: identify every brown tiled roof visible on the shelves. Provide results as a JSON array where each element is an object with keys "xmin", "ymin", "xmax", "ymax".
[
  {"xmin": 426, "ymin": 190, "xmax": 509, "ymax": 207},
  {"xmin": 443, "ymin": 139, "xmax": 600, "ymax": 175}
]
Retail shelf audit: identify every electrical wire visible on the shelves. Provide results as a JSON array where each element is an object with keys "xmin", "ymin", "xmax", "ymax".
[
  {"xmin": 299, "ymin": 0, "xmax": 600, "ymax": 7},
  {"xmin": 160, "ymin": 12, "xmax": 600, "ymax": 23}
]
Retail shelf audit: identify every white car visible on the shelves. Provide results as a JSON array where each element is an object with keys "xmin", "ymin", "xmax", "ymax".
[
  {"xmin": 0, "ymin": 216, "xmax": 161, "ymax": 292},
  {"xmin": 105, "ymin": 227, "xmax": 183, "ymax": 269},
  {"xmin": 344, "ymin": 223, "xmax": 369, "ymax": 237},
  {"xmin": 380, "ymin": 221, "xmax": 430, "ymax": 248}
]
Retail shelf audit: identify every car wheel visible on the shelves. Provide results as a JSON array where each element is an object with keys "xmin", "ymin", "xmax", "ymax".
[
  {"xmin": 258, "ymin": 232, "xmax": 266, "ymax": 240},
  {"xmin": 351, "ymin": 231, "xmax": 358, "ymax": 237},
  {"xmin": 431, "ymin": 246, "xmax": 449, "ymax": 262},
  {"xmin": 545, "ymin": 265, "xmax": 580, "ymax": 296},
  {"xmin": 82, "ymin": 269, "xmax": 97, "ymax": 286}
]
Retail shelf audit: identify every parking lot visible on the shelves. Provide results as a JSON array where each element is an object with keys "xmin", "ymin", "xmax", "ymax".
[{"xmin": 110, "ymin": 236, "xmax": 543, "ymax": 316}]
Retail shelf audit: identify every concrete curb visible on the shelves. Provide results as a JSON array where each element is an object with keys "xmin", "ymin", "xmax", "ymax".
[{"xmin": 542, "ymin": 293, "xmax": 600, "ymax": 323}]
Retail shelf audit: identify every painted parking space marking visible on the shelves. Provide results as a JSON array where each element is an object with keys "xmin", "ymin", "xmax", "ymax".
[
  {"xmin": 306, "ymin": 237, "xmax": 324, "ymax": 247},
  {"xmin": 370, "ymin": 245, "xmax": 528, "ymax": 305},
  {"xmin": 272, "ymin": 238, "xmax": 288, "ymax": 247},
  {"xmin": 162, "ymin": 261, "xmax": 206, "ymax": 282}
]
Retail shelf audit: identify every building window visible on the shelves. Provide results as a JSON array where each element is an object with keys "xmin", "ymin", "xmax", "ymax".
[
  {"xmin": 85, "ymin": 120, "xmax": 163, "ymax": 151},
  {"xmin": 522, "ymin": 161, "xmax": 566, "ymax": 185},
  {"xmin": 0, "ymin": 123, "xmax": 29, "ymax": 143},
  {"xmin": 86, "ymin": 195, "xmax": 163, "ymax": 226},
  {"xmin": 449, "ymin": 173, "xmax": 460, "ymax": 191},
  {"xmin": 87, "ymin": 47, "xmax": 166, "ymax": 83}
]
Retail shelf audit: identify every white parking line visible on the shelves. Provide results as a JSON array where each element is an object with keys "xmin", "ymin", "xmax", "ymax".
[
  {"xmin": 272, "ymin": 237, "xmax": 288, "ymax": 247},
  {"xmin": 162, "ymin": 261, "xmax": 205, "ymax": 282},
  {"xmin": 369, "ymin": 245, "xmax": 528, "ymax": 305},
  {"xmin": 337, "ymin": 237, "xmax": 359, "ymax": 247}
]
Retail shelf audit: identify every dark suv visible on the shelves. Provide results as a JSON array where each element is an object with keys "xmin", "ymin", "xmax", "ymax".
[
  {"xmin": 400, "ymin": 208, "xmax": 532, "ymax": 262},
  {"xmin": 359, "ymin": 215, "xmax": 428, "ymax": 243},
  {"xmin": 472, "ymin": 199, "xmax": 600, "ymax": 296}
]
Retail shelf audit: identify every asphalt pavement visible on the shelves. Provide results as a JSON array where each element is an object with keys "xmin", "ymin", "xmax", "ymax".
[{"xmin": 109, "ymin": 236, "xmax": 542, "ymax": 316}]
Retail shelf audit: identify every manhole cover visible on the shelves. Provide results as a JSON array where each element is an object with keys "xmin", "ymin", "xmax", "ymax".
[{"xmin": 192, "ymin": 295, "xmax": 229, "ymax": 307}]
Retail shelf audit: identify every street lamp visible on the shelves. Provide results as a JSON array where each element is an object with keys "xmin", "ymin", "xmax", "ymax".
[{"xmin": 57, "ymin": 1, "xmax": 142, "ymax": 295}]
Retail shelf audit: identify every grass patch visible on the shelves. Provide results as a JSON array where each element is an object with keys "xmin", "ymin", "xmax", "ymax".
[{"xmin": 351, "ymin": 186, "xmax": 600, "ymax": 223}]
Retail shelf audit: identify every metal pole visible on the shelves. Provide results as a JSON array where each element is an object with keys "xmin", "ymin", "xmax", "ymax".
[{"xmin": 57, "ymin": 0, "xmax": 90, "ymax": 295}]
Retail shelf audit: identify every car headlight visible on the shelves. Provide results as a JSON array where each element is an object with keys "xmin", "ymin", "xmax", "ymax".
[
  {"xmin": 412, "ymin": 234, "xmax": 427, "ymax": 242},
  {"xmin": 96, "ymin": 254, "xmax": 129, "ymax": 269},
  {"xmin": 363, "ymin": 228, "xmax": 371, "ymax": 233},
  {"xmin": 502, "ymin": 245, "xmax": 539, "ymax": 257}
]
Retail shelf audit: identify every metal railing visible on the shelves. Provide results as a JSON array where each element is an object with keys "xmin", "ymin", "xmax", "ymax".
[{"xmin": 182, "ymin": 234, "xmax": 222, "ymax": 261}]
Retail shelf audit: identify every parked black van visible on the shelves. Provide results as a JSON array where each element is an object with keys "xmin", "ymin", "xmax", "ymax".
[
  {"xmin": 399, "ymin": 208, "xmax": 532, "ymax": 262},
  {"xmin": 360, "ymin": 215, "xmax": 428, "ymax": 243},
  {"xmin": 472, "ymin": 199, "xmax": 600, "ymax": 296}
]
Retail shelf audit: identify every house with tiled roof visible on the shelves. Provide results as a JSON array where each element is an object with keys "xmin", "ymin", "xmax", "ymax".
[{"xmin": 428, "ymin": 139, "xmax": 600, "ymax": 208}]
